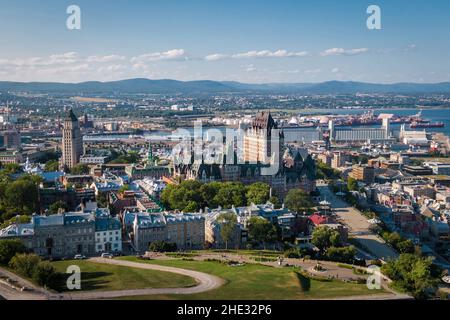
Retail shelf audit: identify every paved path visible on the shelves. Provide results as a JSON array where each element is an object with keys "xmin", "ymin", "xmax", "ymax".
[
  {"xmin": 0, "ymin": 258, "xmax": 224, "ymax": 300},
  {"xmin": 0, "ymin": 267, "xmax": 50, "ymax": 300},
  {"xmin": 318, "ymin": 185, "xmax": 398, "ymax": 261},
  {"xmin": 58, "ymin": 258, "xmax": 225, "ymax": 300}
]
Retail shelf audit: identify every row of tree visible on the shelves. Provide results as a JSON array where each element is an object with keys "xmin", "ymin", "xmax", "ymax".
[
  {"xmin": 161, "ymin": 181, "xmax": 280, "ymax": 212},
  {"xmin": 161, "ymin": 180, "xmax": 315, "ymax": 214}
]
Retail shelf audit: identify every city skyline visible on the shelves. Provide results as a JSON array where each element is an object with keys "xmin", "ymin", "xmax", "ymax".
[{"xmin": 0, "ymin": 0, "xmax": 449, "ymax": 83}]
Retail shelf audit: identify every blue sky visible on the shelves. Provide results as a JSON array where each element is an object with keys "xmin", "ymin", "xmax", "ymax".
[{"xmin": 0, "ymin": 0, "xmax": 449, "ymax": 83}]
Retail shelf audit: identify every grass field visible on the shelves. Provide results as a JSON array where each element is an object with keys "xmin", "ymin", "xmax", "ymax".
[
  {"xmin": 51, "ymin": 260, "xmax": 197, "ymax": 292},
  {"xmin": 117, "ymin": 257, "xmax": 386, "ymax": 300}
]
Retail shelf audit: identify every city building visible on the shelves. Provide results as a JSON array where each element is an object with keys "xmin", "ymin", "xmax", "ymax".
[
  {"xmin": 243, "ymin": 111, "xmax": 284, "ymax": 164},
  {"xmin": 173, "ymin": 112, "xmax": 316, "ymax": 198},
  {"xmin": 328, "ymin": 118, "xmax": 393, "ymax": 143},
  {"xmin": 126, "ymin": 212, "xmax": 205, "ymax": 252},
  {"xmin": 349, "ymin": 164, "xmax": 375, "ymax": 184},
  {"xmin": 424, "ymin": 162, "xmax": 450, "ymax": 175},
  {"xmin": 0, "ymin": 207, "xmax": 122, "ymax": 258},
  {"xmin": 61, "ymin": 109, "xmax": 83, "ymax": 170}
]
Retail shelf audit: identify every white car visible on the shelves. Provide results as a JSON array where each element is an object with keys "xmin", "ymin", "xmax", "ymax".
[
  {"xmin": 74, "ymin": 254, "xmax": 87, "ymax": 260},
  {"xmin": 101, "ymin": 253, "xmax": 114, "ymax": 259}
]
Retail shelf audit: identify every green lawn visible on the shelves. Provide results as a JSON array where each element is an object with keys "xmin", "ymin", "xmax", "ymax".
[
  {"xmin": 118, "ymin": 257, "xmax": 387, "ymax": 300},
  {"xmin": 51, "ymin": 260, "xmax": 197, "ymax": 292}
]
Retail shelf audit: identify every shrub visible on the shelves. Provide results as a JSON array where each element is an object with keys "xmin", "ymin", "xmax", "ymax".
[
  {"xmin": 32, "ymin": 261, "xmax": 60, "ymax": 289},
  {"xmin": 324, "ymin": 246, "xmax": 357, "ymax": 264},
  {"xmin": 284, "ymin": 248, "xmax": 301, "ymax": 259},
  {"xmin": 148, "ymin": 241, "xmax": 177, "ymax": 253},
  {"xmin": 9, "ymin": 253, "xmax": 41, "ymax": 278}
]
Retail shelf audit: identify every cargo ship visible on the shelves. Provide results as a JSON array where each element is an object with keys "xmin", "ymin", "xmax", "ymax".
[{"xmin": 410, "ymin": 121, "xmax": 445, "ymax": 129}]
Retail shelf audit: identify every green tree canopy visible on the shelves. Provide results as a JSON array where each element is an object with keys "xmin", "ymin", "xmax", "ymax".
[
  {"xmin": 311, "ymin": 226, "xmax": 341, "ymax": 253},
  {"xmin": 284, "ymin": 189, "xmax": 313, "ymax": 214},
  {"xmin": 213, "ymin": 182, "xmax": 246, "ymax": 209},
  {"xmin": 217, "ymin": 212, "xmax": 238, "ymax": 250},
  {"xmin": 247, "ymin": 216, "xmax": 277, "ymax": 248},
  {"xmin": 9, "ymin": 253, "xmax": 41, "ymax": 278},
  {"xmin": 45, "ymin": 160, "xmax": 60, "ymax": 172},
  {"xmin": 381, "ymin": 253, "xmax": 441, "ymax": 299},
  {"xmin": 347, "ymin": 177, "xmax": 358, "ymax": 191},
  {"xmin": 246, "ymin": 182, "xmax": 271, "ymax": 205},
  {"xmin": 48, "ymin": 201, "xmax": 69, "ymax": 214},
  {"xmin": 70, "ymin": 164, "xmax": 90, "ymax": 175},
  {"xmin": 0, "ymin": 239, "xmax": 27, "ymax": 265}
]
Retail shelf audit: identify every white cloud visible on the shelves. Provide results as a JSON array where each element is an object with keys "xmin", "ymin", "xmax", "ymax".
[
  {"xmin": 205, "ymin": 53, "xmax": 229, "ymax": 61},
  {"xmin": 232, "ymin": 50, "xmax": 308, "ymax": 59},
  {"xmin": 87, "ymin": 55, "xmax": 126, "ymax": 63},
  {"xmin": 320, "ymin": 48, "xmax": 369, "ymax": 56},
  {"xmin": 0, "ymin": 52, "xmax": 80, "ymax": 67},
  {"xmin": 131, "ymin": 49, "xmax": 187, "ymax": 63},
  {"xmin": 205, "ymin": 49, "xmax": 308, "ymax": 61},
  {"xmin": 331, "ymin": 68, "xmax": 340, "ymax": 73}
]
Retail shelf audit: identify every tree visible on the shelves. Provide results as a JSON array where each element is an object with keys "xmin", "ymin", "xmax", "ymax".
[
  {"xmin": 9, "ymin": 253, "xmax": 41, "ymax": 277},
  {"xmin": 32, "ymin": 261, "xmax": 60, "ymax": 289},
  {"xmin": 44, "ymin": 160, "xmax": 60, "ymax": 172},
  {"xmin": 213, "ymin": 182, "xmax": 246, "ymax": 209},
  {"xmin": 382, "ymin": 231, "xmax": 402, "ymax": 248},
  {"xmin": 311, "ymin": 226, "xmax": 341, "ymax": 253},
  {"xmin": 317, "ymin": 161, "xmax": 340, "ymax": 179},
  {"xmin": 269, "ymin": 196, "xmax": 280, "ymax": 208},
  {"xmin": 247, "ymin": 216, "xmax": 277, "ymax": 249},
  {"xmin": 347, "ymin": 177, "xmax": 358, "ymax": 191},
  {"xmin": 0, "ymin": 239, "xmax": 27, "ymax": 265},
  {"xmin": 217, "ymin": 212, "xmax": 238, "ymax": 250},
  {"xmin": 397, "ymin": 239, "xmax": 415, "ymax": 254},
  {"xmin": 325, "ymin": 246, "xmax": 357, "ymax": 263},
  {"xmin": 1, "ymin": 163, "xmax": 22, "ymax": 174},
  {"xmin": 381, "ymin": 253, "xmax": 441, "ymax": 299},
  {"xmin": 70, "ymin": 164, "xmax": 89, "ymax": 175},
  {"xmin": 284, "ymin": 189, "xmax": 313, "ymax": 214},
  {"xmin": 199, "ymin": 182, "xmax": 222, "ymax": 208},
  {"xmin": 48, "ymin": 201, "xmax": 69, "ymax": 214},
  {"xmin": 4, "ymin": 179, "xmax": 39, "ymax": 214},
  {"xmin": 246, "ymin": 183, "xmax": 271, "ymax": 205},
  {"xmin": 0, "ymin": 215, "xmax": 31, "ymax": 229},
  {"xmin": 96, "ymin": 192, "xmax": 108, "ymax": 208}
]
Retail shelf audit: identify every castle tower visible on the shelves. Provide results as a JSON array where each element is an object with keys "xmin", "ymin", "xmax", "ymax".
[
  {"xmin": 243, "ymin": 111, "xmax": 283, "ymax": 165},
  {"xmin": 61, "ymin": 109, "xmax": 83, "ymax": 170}
]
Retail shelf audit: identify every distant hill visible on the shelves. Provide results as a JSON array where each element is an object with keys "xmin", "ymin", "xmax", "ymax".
[{"xmin": 0, "ymin": 78, "xmax": 450, "ymax": 95}]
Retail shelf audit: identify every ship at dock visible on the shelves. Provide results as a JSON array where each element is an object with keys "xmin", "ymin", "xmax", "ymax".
[{"xmin": 410, "ymin": 121, "xmax": 445, "ymax": 129}]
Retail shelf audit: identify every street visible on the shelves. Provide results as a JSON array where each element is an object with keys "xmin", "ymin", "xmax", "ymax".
[{"xmin": 318, "ymin": 184, "xmax": 398, "ymax": 261}]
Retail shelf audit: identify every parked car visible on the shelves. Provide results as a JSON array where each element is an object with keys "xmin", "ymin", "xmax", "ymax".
[
  {"xmin": 74, "ymin": 254, "xmax": 87, "ymax": 260},
  {"xmin": 101, "ymin": 253, "xmax": 114, "ymax": 259}
]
